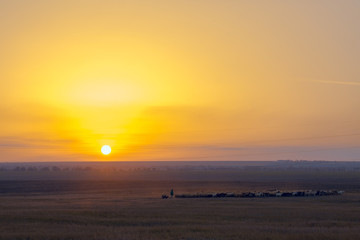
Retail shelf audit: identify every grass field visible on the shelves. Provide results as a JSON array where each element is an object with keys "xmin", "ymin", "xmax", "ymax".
[{"xmin": 0, "ymin": 177, "xmax": 360, "ymax": 240}]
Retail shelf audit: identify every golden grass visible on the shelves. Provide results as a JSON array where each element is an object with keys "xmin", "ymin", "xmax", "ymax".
[{"xmin": 0, "ymin": 180, "xmax": 359, "ymax": 240}]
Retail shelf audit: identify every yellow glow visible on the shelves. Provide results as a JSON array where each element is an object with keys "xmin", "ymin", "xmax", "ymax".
[
  {"xmin": 0, "ymin": 1, "xmax": 359, "ymax": 161},
  {"xmin": 101, "ymin": 145, "xmax": 111, "ymax": 155}
]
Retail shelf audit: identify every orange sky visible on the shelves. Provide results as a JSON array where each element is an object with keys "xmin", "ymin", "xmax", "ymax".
[{"xmin": 1, "ymin": 0, "xmax": 360, "ymax": 161}]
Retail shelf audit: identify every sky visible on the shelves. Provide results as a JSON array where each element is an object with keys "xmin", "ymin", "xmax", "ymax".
[{"xmin": 1, "ymin": 0, "xmax": 360, "ymax": 162}]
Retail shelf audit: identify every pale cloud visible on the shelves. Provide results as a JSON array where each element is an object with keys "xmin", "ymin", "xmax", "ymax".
[{"xmin": 315, "ymin": 80, "xmax": 360, "ymax": 86}]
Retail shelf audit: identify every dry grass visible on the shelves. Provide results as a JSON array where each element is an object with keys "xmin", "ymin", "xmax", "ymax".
[{"xmin": 0, "ymin": 180, "xmax": 359, "ymax": 240}]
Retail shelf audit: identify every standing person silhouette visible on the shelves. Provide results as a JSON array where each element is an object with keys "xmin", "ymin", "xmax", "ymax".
[{"xmin": 170, "ymin": 188, "xmax": 174, "ymax": 198}]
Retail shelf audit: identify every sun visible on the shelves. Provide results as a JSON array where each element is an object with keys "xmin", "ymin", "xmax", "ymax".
[{"xmin": 101, "ymin": 145, "xmax": 111, "ymax": 155}]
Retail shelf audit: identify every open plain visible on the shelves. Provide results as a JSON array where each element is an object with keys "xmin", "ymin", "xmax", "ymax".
[{"xmin": 0, "ymin": 161, "xmax": 359, "ymax": 240}]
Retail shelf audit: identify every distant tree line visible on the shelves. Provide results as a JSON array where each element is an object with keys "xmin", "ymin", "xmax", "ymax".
[{"xmin": 0, "ymin": 166, "xmax": 94, "ymax": 172}]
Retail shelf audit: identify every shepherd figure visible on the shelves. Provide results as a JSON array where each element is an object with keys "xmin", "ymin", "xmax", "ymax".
[{"xmin": 170, "ymin": 188, "xmax": 174, "ymax": 198}]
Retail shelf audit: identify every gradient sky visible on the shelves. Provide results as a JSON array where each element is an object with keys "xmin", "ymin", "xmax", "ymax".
[{"xmin": 1, "ymin": 0, "xmax": 360, "ymax": 161}]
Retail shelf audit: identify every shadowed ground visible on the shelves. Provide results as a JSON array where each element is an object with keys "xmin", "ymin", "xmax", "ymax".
[{"xmin": 0, "ymin": 178, "xmax": 359, "ymax": 240}]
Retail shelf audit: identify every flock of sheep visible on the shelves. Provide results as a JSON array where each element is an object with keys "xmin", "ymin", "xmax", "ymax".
[{"xmin": 167, "ymin": 190, "xmax": 344, "ymax": 199}]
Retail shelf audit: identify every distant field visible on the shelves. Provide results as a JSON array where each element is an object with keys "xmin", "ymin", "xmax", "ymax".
[{"xmin": 0, "ymin": 163, "xmax": 360, "ymax": 240}]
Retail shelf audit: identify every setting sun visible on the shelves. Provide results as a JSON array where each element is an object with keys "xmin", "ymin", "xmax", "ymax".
[{"xmin": 101, "ymin": 145, "xmax": 111, "ymax": 155}]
